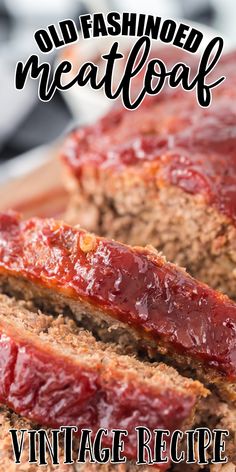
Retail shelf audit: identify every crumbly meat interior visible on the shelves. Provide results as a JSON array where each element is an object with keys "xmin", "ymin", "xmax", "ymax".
[
  {"xmin": 64, "ymin": 181, "xmax": 236, "ymax": 301},
  {"xmin": 0, "ymin": 291, "xmax": 235, "ymax": 471},
  {"xmin": 0, "ymin": 406, "xmax": 74, "ymax": 472},
  {"xmin": 0, "ymin": 274, "xmax": 235, "ymax": 404},
  {"xmin": 0, "ymin": 402, "xmax": 234, "ymax": 472},
  {"xmin": 0, "ymin": 294, "xmax": 202, "ymax": 398},
  {"xmin": 0, "ymin": 406, "xmax": 152, "ymax": 472}
]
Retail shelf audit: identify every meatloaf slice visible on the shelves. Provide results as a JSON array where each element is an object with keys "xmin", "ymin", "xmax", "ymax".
[
  {"xmin": 1, "ymin": 405, "xmax": 234, "ymax": 472},
  {"xmin": 0, "ymin": 296, "xmax": 235, "ymax": 471},
  {"xmin": 0, "ymin": 406, "xmax": 74, "ymax": 472},
  {"xmin": 0, "ymin": 406, "xmax": 152, "ymax": 472},
  {"xmin": 0, "ymin": 293, "xmax": 207, "ymax": 469},
  {"xmin": 0, "ymin": 213, "xmax": 235, "ymax": 403},
  {"xmin": 1, "ymin": 402, "xmax": 235, "ymax": 472},
  {"xmin": 61, "ymin": 50, "xmax": 236, "ymax": 299}
]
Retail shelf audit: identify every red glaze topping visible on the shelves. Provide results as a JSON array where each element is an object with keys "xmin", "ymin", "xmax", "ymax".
[
  {"xmin": 62, "ymin": 50, "xmax": 236, "ymax": 225},
  {"xmin": 0, "ymin": 320, "xmax": 197, "ymax": 467},
  {"xmin": 0, "ymin": 212, "xmax": 236, "ymax": 380}
]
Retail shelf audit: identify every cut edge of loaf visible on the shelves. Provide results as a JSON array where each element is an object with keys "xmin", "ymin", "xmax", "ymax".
[
  {"xmin": 0, "ymin": 295, "xmax": 234, "ymax": 470},
  {"xmin": 1, "ymin": 403, "xmax": 234, "ymax": 471},
  {"xmin": 64, "ymin": 177, "xmax": 236, "ymax": 301},
  {"xmin": 0, "ymin": 274, "xmax": 235, "ymax": 404},
  {"xmin": 0, "ymin": 292, "xmax": 207, "ymax": 470},
  {"xmin": 0, "ymin": 405, "xmax": 75, "ymax": 472},
  {"xmin": 0, "ymin": 406, "xmax": 153, "ymax": 472},
  {"xmin": 0, "ymin": 294, "xmax": 205, "ymax": 400}
]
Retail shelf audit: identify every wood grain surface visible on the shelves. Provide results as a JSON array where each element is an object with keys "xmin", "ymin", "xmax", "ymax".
[{"xmin": 0, "ymin": 152, "xmax": 69, "ymax": 219}]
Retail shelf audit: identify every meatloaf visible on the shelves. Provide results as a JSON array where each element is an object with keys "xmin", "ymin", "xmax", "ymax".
[
  {"xmin": 0, "ymin": 212, "xmax": 235, "ymax": 404},
  {"xmin": 0, "ymin": 406, "xmax": 152, "ymax": 472},
  {"xmin": 1, "ymin": 402, "xmax": 234, "ymax": 472},
  {"xmin": 5, "ymin": 405, "xmax": 234, "ymax": 472},
  {"xmin": 0, "ymin": 296, "xmax": 235, "ymax": 472},
  {"xmin": 0, "ymin": 294, "xmax": 207, "ymax": 470},
  {"xmin": 0, "ymin": 406, "xmax": 73, "ymax": 472},
  {"xmin": 61, "ymin": 50, "xmax": 236, "ymax": 299}
]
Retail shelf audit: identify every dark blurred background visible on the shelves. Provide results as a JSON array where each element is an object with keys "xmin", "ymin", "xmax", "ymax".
[{"xmin": 0, "ymin": 0, "xmax": 235, "ymax": 166}]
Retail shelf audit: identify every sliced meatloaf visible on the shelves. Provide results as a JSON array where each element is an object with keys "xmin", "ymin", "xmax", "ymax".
[
  {"xmin": 0, "ymin": 294, "xmax": 207, "ymax": 470},
  {"xmin": 0, "ymin": 405, "xmax": 234, "ymax": 471},
  {"xmin": 61, "ymin": 50, "xmax": 236, "ymax": 299},
  {"xmin": 0, "ymin": 213, "xmax": 235, "ymax": 404},
  {"xmin": 0, "ymin": 406, "xmax": 74, "ymax": 472},
  {"xmin": 0, "ymin": 406, "xmax": 152, "ymax": 472},
  {"xmin": 0, "ymin": 295, "xmax": 235, "ymax": 471}
]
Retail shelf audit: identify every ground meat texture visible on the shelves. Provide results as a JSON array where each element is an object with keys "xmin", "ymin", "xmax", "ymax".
[
  {"xmin": 61, "ymin": 50, "xmax": 236, "ymax": 300},
  {"xmin": 0, "ymin": 296, "xmax": 234, "ymax": 471},
  {"xmin": 0, "ymin": 213, "xmax": 235, "ymax": 403},
  {"xmin": 0, "ymin": 406, "xmax": 73, "ymax": 472},
  {"xmin": 0, "ymin": 293, "xmax": 207, "ymax": 469},
  {"xmin": 0, "ymin": 406, "xmax": 152, "ymax": 472},
  {"xmin": 0, "ymin": 404, "xmax": 235, "ymax": 471}
]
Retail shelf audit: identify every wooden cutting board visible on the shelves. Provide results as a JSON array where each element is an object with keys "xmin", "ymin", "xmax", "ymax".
[{"xmin": 0, "ymin": 152, "xmax": 69, "ymax": 218}]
